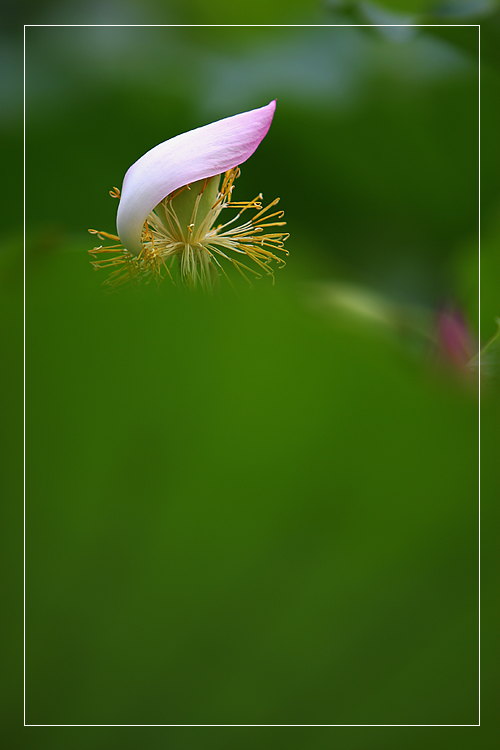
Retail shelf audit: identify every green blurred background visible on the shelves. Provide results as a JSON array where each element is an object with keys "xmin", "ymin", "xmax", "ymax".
[{"xmin": 3, "ymin": 0, "xmax": 499, "ymax": 743}]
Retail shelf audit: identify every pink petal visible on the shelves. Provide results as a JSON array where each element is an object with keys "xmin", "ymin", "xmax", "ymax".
[{"xmin": 116, "ymin": 100, "xmax": 276, "ymax": 254}]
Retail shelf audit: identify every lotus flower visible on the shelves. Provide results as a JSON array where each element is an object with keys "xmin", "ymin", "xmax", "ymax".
[{"xmin": 89, "ymin": 101, "xmax": 289, "ymax": 291}]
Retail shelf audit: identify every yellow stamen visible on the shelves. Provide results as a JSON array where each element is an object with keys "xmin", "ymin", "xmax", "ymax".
[{"xmin": 89, "ymin": 166, "xmax": 288, "ymax": 291}]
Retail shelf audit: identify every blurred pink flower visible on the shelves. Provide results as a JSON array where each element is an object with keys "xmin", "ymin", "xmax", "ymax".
[{"xmin": 436, "ymin": 307, "xmax": 477, "ymax": 371}]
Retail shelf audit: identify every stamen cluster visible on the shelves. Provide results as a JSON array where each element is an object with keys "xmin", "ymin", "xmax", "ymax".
[{"xmin": 89, "ymin": 168, "xmax": 289, "ymax": 292}]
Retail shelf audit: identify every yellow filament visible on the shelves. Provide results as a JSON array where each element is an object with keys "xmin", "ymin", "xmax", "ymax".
[{"xmin": 89, "ymin": 166, "xmax": 288, "ymax": 290}]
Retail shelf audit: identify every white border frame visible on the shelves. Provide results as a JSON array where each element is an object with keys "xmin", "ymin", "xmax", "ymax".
[{"xmin": 23, "ymin": 21, "xmax": 481, "ymax": 729}]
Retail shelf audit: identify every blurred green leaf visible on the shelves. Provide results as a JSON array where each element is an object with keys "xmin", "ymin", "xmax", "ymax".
[{"xmin": 21, "ymin": 247, "xmax": 479, "ymax": 725}]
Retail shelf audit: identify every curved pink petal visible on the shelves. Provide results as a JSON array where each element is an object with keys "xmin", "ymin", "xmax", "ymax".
[{"xmin": 116, "ymin": 100, "xmax": 276, "ymax": 254}]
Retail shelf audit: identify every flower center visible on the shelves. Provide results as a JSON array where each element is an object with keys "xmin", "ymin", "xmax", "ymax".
[{"xmin": 89, "ymin": 167, "xmax": 289, "ymax": 292}]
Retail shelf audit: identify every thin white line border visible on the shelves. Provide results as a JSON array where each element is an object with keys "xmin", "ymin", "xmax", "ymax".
[{"xmin": 23, "ymin": 20, "xmax": 481, "ymax": 729}]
